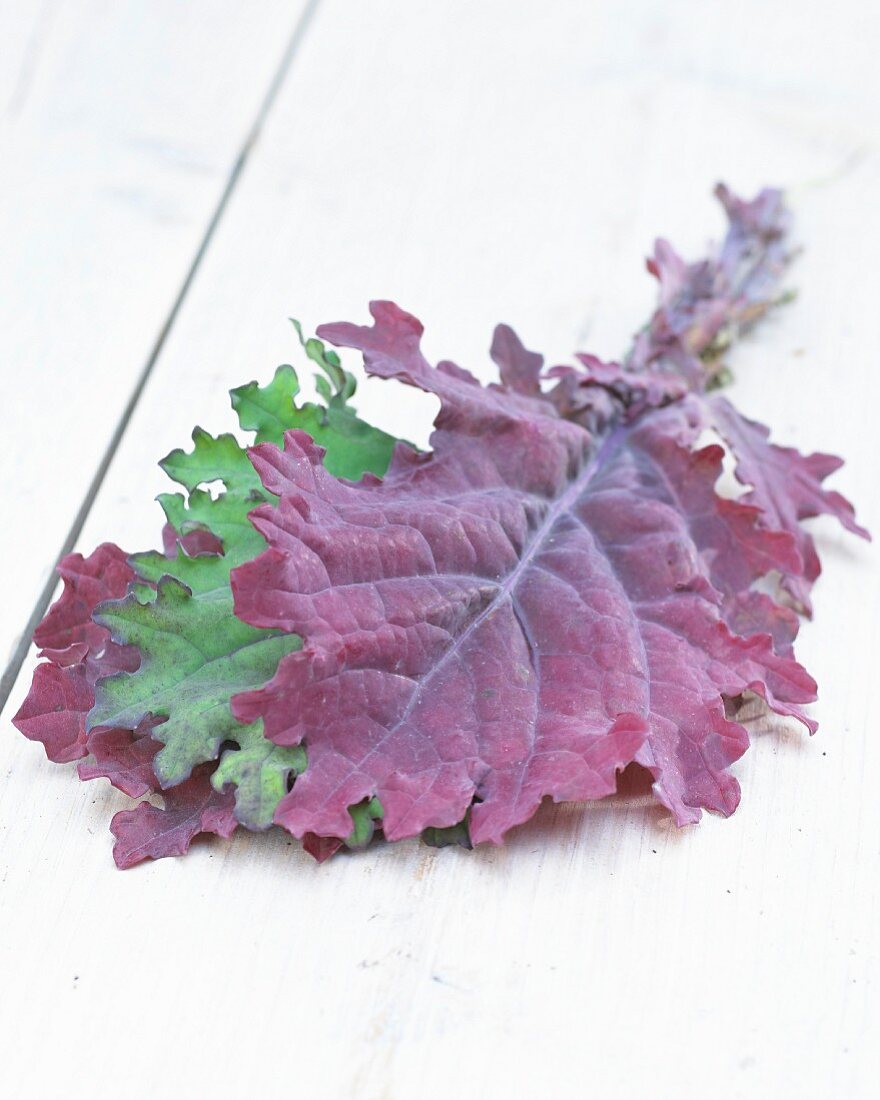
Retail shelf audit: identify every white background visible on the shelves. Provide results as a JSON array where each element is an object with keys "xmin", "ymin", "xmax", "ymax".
[{"xmin": 1, "ymin": 2, "xmax": 877, "ymax": 1096}]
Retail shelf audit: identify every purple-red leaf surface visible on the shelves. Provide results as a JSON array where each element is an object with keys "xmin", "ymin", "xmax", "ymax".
[
  {"xmin": 230, "ymin": 290, "xmax": 855, "ymax": 847},
  {"xmin": 77, "ymin": 720, "xmax": 162, "ymax": 799},
  {"xmin": 109, "ymin": 765, "xmax": 237, "ymax": 870},
  {"xmin": 708, "ymin": 396, "xmax": 869, "ymax": 613},
  {"xmin": 14, "ymin": 544, "xmax": 139, "ymax": 764}
]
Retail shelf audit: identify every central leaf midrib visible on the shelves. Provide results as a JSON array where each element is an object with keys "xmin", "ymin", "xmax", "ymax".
[{"xmin": 389, "ymin": 423, "xmax": 629, "ymax": 731}]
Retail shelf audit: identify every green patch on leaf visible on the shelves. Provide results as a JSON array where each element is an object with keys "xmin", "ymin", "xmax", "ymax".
[
  {"xmin": 231, "ymin": 346, "xmax": 397, "ymax": 479},
  {"xmin": 213, "ymin": 724, "xmax": 307, "ymax": 830},
  {"xmin": 346, "ymin": 797, "xmax": 384, "ymax": 850},
  {"xmin": 230, "ymin": 363, "xmax": 303, "ymax": 446},
  {"xmin": 422, "ymin": 814, "xmax": 473, "ymax": 850},
  {"xmin": 92, "ymin": 579, "xmax": 302, "ymax": 788}
]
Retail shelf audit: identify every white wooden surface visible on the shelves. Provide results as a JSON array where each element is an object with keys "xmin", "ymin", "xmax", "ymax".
[{"xmin": 1, "ymin": 2, "xmax": 878, "ymax": 1097}]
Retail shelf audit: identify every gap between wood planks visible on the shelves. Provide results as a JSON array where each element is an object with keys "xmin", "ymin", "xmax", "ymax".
[{"xmin": 0, "ymin": 0, "xmax": 324, "ymax": 714}]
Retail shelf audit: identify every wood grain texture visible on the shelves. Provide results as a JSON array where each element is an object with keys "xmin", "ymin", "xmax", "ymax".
[
  {"xmin": 0, "ymin": 2, "xmax": 877, "ymax": 1097},
  {"xmin": 0, "ymin": 0, "xmax": 311, "ymax": 677}
]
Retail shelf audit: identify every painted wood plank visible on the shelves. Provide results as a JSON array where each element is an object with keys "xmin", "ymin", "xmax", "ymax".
[
  {"xmin": 0, "ymin": 0, "xmax": 312, "ymax": 684},
  {"xmin": 1, "ymin": 1, "xmax": 877, "ymax": 1097}
]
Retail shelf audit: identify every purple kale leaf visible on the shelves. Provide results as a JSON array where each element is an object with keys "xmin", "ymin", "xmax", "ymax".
[
  {"xmin": 11, "ymin": 183, "xmax": 868, "ymax": 867},
  {"xmin": 230, "ymin": 280, "xmax": 859, "ymax": 847}
]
